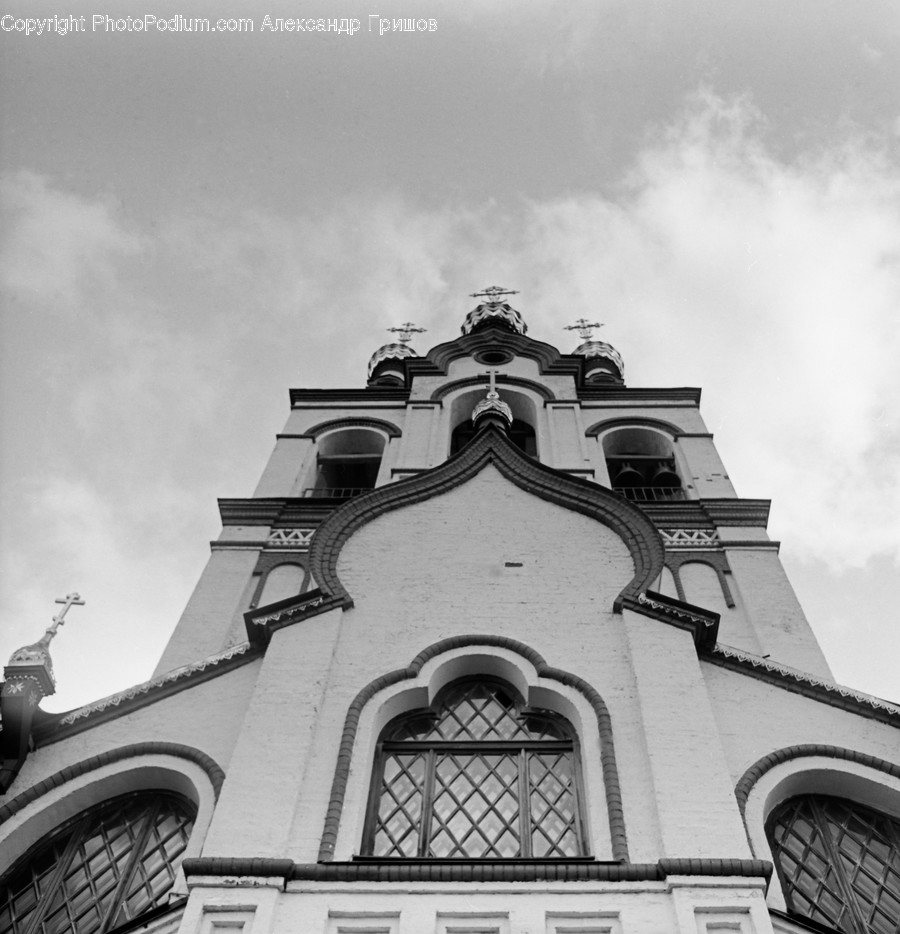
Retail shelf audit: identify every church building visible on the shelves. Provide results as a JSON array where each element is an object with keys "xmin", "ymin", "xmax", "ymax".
[{"xmin": 2, "ymin": 289, "xmax": 899, "ymax": 934}]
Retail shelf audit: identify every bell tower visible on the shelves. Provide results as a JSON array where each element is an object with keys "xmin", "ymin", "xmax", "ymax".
[{"xmin": 2, "ymin": 289, "xmax": 897, "ymax": 934}]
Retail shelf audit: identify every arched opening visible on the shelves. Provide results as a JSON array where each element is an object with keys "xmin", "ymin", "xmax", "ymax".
[
  {"xmin": 602, "ymin": 428, "xmax": 684, "ymax": 502},
  {"xmin": 448, "ymin": 389, "xmax": 538, "ymax": 458},
  {"xmin": 449, "ymin": 418, "xmax": 536, "ymax": 456},
  {"xmin": 0, "ymin": 791, "xmax": 196, "ymax": 934},
  {"xmin": 767, "ymin": 793, "xmax": 900, "ymax": 934},
  {"xmin": 304, "ymin": 429, "xmax": 386, "ymax": 498},
  {"xmin": 257, "ymin": 563, "xmax": 306, "ymax": 607}
]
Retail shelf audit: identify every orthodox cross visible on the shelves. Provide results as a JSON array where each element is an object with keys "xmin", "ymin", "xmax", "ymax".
[
  {"xmin": 483, "ymin": 368, "xmax": 502, "ymax": 397},
  {"xmin": 470, "ymin": 285, "xmax": 519, "ymax": 304},
  {"xmin": 45, "ymin": 592, "xmax": 85, "ymax": 642},
  {"xmin": 563, "ymin": 318, "xmax": 603, "ymax": 341},
  {"xmin": 387, "ymin": 322, "xmax": 426, "ymax": 344}
]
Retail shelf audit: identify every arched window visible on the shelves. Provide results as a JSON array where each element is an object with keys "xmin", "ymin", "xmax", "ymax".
[
  {"xmin": 767, "ymin": 794, "xmax": 900, "ymax": 934},
  {"xmin": 364, "ymin": 679, "xmax": 585, "ymax": 859},
  {"xmin": 0, "ymin": 791, "xmax": 195, "ymax": 934}
]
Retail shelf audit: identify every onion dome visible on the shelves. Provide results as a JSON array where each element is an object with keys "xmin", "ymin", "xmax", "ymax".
[
  {"xmin": 462, "ymin": 302, "xmax": 528, "ymax": 337},
  {"xmin": 461, "ymin": 286, "xmax": 527, "ymax": 336},
  {"xmin": 366, "ymin": 342, "xmax": 417, "ymax": 384},
  {"xmin": 471, "ymin": 386, "xmax": 513, "ymax": 432},
  {"xmin": 572, "ymin": 340, "xmax": 625, "ymax": 383},
  {"xmin": 367, "ymin": 322, "xmax": 426, "ymax": 386}
]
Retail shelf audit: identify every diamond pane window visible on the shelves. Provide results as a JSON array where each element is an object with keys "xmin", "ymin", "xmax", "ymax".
[
  {"xmin": 768, "ymin": 794, "xmax": 900, "ymax": 934},
  {"xmin": 0, "ymin": 792, "xmax": 195, "ymax": 934},
  {"xmin": 365, "ymin": 679, "xmax": 585, "ymax": 858}
]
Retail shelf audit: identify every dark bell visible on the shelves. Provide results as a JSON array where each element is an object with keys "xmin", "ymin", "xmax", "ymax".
[{"xmin": 614, "ymin": 462, "xmax": 643, "ymax": 487}]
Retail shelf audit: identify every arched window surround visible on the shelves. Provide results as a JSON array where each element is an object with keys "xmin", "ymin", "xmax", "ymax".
[
  {"xmin": 596, "ymin": 425, "xmax": 689, "ymax": 501},
  {"xmin": 737, "ymin": 747, "xmax": 900, "ymax": 913},
  {"xmin": 320, "ymin": 641, "xmax": 622, "ymax": 863},
  {"xmin": 0, "ymin": 749, "xmax": 218, "ymax": 887},
  {"xmin": 301, "ymin": 426, "xmax": 392, "ymax": 497},
  {"xmin": 444, "ymin": 386, "xmax": 542, "ymax": 461},
  {"xmin": 363, "ymin": 676, "xmax": 588, "ymax": 859}
]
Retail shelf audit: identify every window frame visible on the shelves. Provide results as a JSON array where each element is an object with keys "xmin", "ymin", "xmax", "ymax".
[
  {"xmin": 0, "ymin": 790, "xmax": 195, "ymax": 934},
  {"xmin": 360, "ymin": 677, "xmax": 588, "ymax": 860},
  {"xmin": 766, "ymin": 792, "xmax": 900, "ymax": 934}
]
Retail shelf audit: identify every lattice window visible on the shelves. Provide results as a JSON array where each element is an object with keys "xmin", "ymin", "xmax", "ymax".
[
  {"xmin": 768, "ymin": 794, "xmax": 900, "ymax": 934},
  {"xmin": 365, "ymin": 679, "xmax": 585, "ymax": 858},
  {"xmin": 0, "ymin": 792, "xmax": 195, "ymax": 934}
]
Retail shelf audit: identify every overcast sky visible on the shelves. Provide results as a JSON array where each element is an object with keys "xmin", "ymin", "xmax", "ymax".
[{"xmin": 1, "ymin": 0, "xmax": 898, "ymax": 712}]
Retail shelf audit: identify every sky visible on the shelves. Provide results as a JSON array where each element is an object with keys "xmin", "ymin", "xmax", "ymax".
[{"xmin": 1, "ymin": 0, "xmax": 899, "ymax": 713}]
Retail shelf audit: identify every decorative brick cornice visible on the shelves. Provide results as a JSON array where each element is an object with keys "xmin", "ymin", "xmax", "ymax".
[
  {"xmin": 33, "ymin": 644, "xmax": 259, "ymax": 741},
  {"xmin": 0, "ymin": 742, "xmax": 225, "ymax": 817},
  {"xmin": 661, "ymin": 529, "xmax": 721, "ymax": 547},
  {"xmin": 290, "ymin": 389, "xmax": 409, "ymax": 405},
  {"xmin": 218, "ymin": 499, "xmax": 338, "ymax": 527},
  {"xmin": 734, "ymin": 745, "xmax": 900, "ymax": 816},
  {"xmin": 318, "ymin": 634, "xmax": 629, "ymax": 864},
  {"xmin": 639, "ymin": 500, "xmax": 771, "ymax": 529},
  {"xmin": 308, "ymin": 425, "xmax": 665, "ymax": 614},
  {"xmin": 706, "ymin": 646, "xmax": 900, "ymax": 725},
  {"xmin": 181, "ymin": 856, "xmax": 772, "ymax": 884},
  {"xmin": 578, "ymin": 388, "xmax": 702, "ymax": 404}
]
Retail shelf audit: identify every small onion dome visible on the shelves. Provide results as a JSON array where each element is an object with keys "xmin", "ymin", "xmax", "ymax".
[
  {"xmin": 366, "ymin": 342, "xmax": 417, "ymax": 385},
  {"xmin": 471, "ymin": 388, "xmax": 514, "ymax": 432},
  {"xmin": 572, "ymin": 340, "xmax": 625, "ymax": 383},
  {"xmin": 461, "ymin": 302, "xmax": 528, "ymax": 337}
]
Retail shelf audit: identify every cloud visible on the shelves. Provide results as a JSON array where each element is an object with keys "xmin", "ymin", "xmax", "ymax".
[
  {"xmin": 3, "ymin": 90, "xmax": 899, "ymax": 710},
  {"xmin": 0, "ymin": 170, "xmax": 144, "ymax": 307}
]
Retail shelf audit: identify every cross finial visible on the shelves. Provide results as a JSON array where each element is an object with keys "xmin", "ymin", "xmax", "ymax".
[
  {"xmin": 483, "ymin": 368, "xmax": 501, "ymax": 397},
  {"xmin": 41, "ymin": 592, "xmax": 85, "ymax": 646},
  {"xmin": 470, "ymin": 285, "xmax": 519, "ymax": 305},
  {"xmin": 386, "ymin": 322, "xmax": 426, "ymax": 345},
  {"xmin": 564, "ymin": 318, "xmax": 603, "ymax": 341}
]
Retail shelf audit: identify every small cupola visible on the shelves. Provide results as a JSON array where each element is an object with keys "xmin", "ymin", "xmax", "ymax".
[
  {"xmin": 366, "ymin": 322, "xmax": 426, "ymax": 386},
  {"xmin": 461, "ymin": 286, "xmax": 528, "ymax": 336},
  {"xmin": 565, "ymin": 318, "xmax": 625, "ymax": 384},
  {"xmin": 1, "ymin": 592, "xmax": 84, "ymax": 792},
  {"xmin": 470, "ymin": 371, "xmax": 514, "ymax": 433}
]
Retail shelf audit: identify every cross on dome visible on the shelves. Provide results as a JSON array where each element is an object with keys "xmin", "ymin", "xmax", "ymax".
[
  {"xmin": 469, "ymin": 285, "xmax": 519, "ymax": 305},
  {"xmin": 44, "ymin": 592, "xmax": 85, "ymax": 645},
  {"xmin": 386, "ymin": 322, "xmax": 426, "ymax": 344},
  {"xmin": 564, "ymin": 318, "xmax": 603, "ymax": 341}
]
